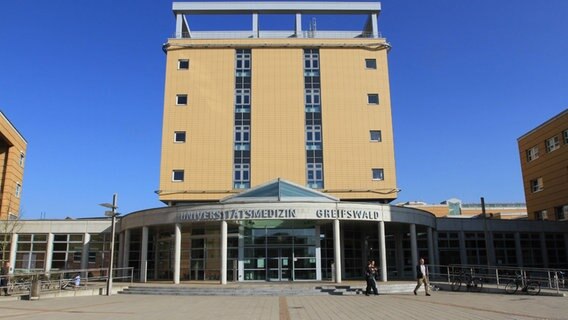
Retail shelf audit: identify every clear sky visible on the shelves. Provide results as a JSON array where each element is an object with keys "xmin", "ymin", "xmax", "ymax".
[{"xmin": 1, "ymin": 0, "xmax": 567, "ymax": 219}]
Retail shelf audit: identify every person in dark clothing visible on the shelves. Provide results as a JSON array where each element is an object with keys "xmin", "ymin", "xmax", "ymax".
[
  {"xmin": 0, "ymin": 261, "xmax": 10, "ymax": 296},
  {"xmin": 413, "ymin": 258, "xmax": 431, "ymax": 296},
  {"xmin": 365, "ymin": 260, "xmax": 379, "ymax": 296}
]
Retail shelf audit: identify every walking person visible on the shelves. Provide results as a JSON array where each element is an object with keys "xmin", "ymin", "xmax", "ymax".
[
  {"xmin": 365, "ymin": 260, "xmax": 378, "ymax": 296},
  {"xmin": 413, "ymin": 258, "xmax": 431, "ymax": 296},
  {"xmin": 0, "ymin": 261, "xmax": 10, "ymax": 296}
]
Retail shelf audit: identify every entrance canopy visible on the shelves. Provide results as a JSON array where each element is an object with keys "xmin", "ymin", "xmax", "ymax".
[{"xmin": 220, "ymin": 178, "xmax": 339, "ymax": 203}]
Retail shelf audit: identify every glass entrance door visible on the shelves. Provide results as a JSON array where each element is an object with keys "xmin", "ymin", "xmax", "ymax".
[{"xmin": 267, "ymin": 247, "xmax": 292, "ymax": 281}]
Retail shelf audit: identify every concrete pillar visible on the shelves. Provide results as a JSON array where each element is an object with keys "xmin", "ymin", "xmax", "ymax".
[
  {"xmin": 117, "ymin": 232, "xmax": 124, "ymax": 269},
  {"xmin": 315, "ymin": 225, "xmax": 322, "ymax": 281},
  {"xmin": 371, "ymin": 13, "xmax": 379, "ymax": 38},
  {"xmin": 174, "ymin": 224, "xmax": 181, "ymax": 284},
  {"xmin": 221, "ymin": 221, "xmax": 227, "ymax": 285},
  {"xmin": 295, "ymin": 13, "xmax": 302, "ymax": 37},
  {"xmin": 8, "ymin": 233, "xmax": 17, "ymax": 274},
  {"xmin": 333, "ymin": 219, "xmax": 342, "ymax": 283},
  {"xmin": 378, "ymin": 221, "xmax": 387, "ymax": 282},
  {"xmin": 427, "ymin": 227, "xmax": 434, "ymax": 266},
  {"xmin": 540, "ymin": 232, "xmax": 549, "ymax": 268},
  {"xmin": 252, "ymin": 12, "xmax": 258, "ymax": 38},
  {"xmin": 175, "ymin": 13, "xmax": 183, "ymax": 38},
  {"xmin": 122, "ymin": 229, "xmax": 131, "ymax": 272},
  {"xmin": 564, "ymin": 234, "xmax": 568, "ymax": 267},
  {"xmin": 410, "ymin": 224, "xmax": 418, "ymax": 279},
  {"xmin": 45, "ymin": 233, "xmax": 54, "ymax": 273},
  {"xmin": 238, "ymin": 225, "xmax": 244, "ymax": 282},
  {"xmin": 395, "ymin": 231, "xmax": 403, "ymax": 278},
  {"xmin": 515, "ymin": 232, "xmax": 523, "ymax": 267},
  {"xmin": 486, "ymin": 231, "xmax": 496, "ymax": 266},
  {"xmin": 433, "ymin": 230, "xmax": 440, "ymax": 275},
  {"xmin": 140, "ymin": 226, "xmax": 148, "ymax": 283},
  {"xmin": 81, "ymin": 233, "xmax": 91, "ymax": 271},
  {"xmin": 459, "ymin": 231, "xmax": 468, "ymax": 265}
]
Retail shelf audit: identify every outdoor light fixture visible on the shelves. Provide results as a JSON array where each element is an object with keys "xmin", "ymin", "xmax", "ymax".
[{"xmin": 99, "ymin": 193, "xmax": 118, "ymax": 296}]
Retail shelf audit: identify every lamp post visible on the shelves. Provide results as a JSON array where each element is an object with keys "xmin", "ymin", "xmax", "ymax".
[{"xmin": 100, "ymin": 193, "xmax": 118, "ymax": 296}]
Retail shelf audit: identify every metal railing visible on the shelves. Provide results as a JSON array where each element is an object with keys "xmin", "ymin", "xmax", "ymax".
[
  {"xmin": 429, "ymin": 264, "xmax": 567, "ymax": 294},
  {"xmin": 0, "ymin": 267, "xmax": 134, "ymax": 297}
]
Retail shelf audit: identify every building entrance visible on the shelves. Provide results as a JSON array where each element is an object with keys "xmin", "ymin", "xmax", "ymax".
[{"xmin": 267, "ymin": 247, "xmax": 292, "ymax": 281}]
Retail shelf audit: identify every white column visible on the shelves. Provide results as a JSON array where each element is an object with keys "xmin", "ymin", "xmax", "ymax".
[
  {"xmin": 221, "ymin": 221, "xmax": 228, "ymax": 285},
  {"xmin": 81, "ymin": 233, "xmax": 91, "ymax": 271},
  {"xmin": 252, "ymin": 12, "xmax": 259, "ymax": 38},
  {"xmin": 238, "ymin": 225, "xmax": 244, "ymax": 282},
  {"xmin": 427, "ymin": 227, "xmax": 434, "ymax": 266},
  {"xmin": 8, "ymin": 233, "xmax": 17, "ymax": 274},
  {"xmin": 410, "ymin": 224, "xmax": 418, "ymax": 279},
  {"xmin": 371, "ymin": 13, "xmax": 379, "ymax": 38},
  {"xmin": 45, "ymin": 233, "xmax": 54, "ymax": 273},
  {"xmin": 122, "ymin": 229, "xmax": 131, "ymax": 271},
  {"xmin": 333, "ymin": 219, "xmax": 342, "ymax": 283},
  {"xmin": 117, "ymin": 232, "xmax": 124, "ymax": 269},
  {"xmin": 295, "ymin": 13, "xmax": 302, "ymax": 37},
  {"xmin": 174, "ymin": 224, "xmax": 181, "ymax": 284},
  {"xmin": 140, "ymin": 226, "xmax": 148, "ymax": 283},
  {"xmin": 378, "ymin": 221, "xmax": 387, "ymax": 282},
  {"xmin": 315, "ymin": 225, "xmax": 322, "ymax": 281},
  {"xmin": 515, "ymin": 232, "xmax": 523, "ymax": 267},
  {"xmin": 175, "ymin": 13, "xmax": 183, "ymax": 38}
]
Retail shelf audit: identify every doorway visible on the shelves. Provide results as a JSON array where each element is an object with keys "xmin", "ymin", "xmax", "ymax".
[{"xmin": 267, "ymin": 247, "xmax": 292, "ymax": 281}]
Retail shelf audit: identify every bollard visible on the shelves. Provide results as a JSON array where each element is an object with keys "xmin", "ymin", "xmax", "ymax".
[{"xmin": 30, "ymin": 276, "xmax": 40, "ymax": 300}]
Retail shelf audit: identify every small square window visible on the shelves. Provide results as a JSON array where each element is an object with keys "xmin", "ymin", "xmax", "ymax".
[
  {"xmin": 535, "ymin": 210, "xmax": 548, "ymax": 221},
  {"xmin": 15, "ymin": 183, "xmax": 21, "ymax": 198},
  {"xmin": 370, "ymin": 130, "xmax": 382, "ymax": 142},
  {"xmin": 19, "ymin": 152, "xmax": 25, "ymax": 167},
  {"xmin": 174, "ymin": 131, "xmax": 186, "ymax": 143},
  {"xmin": 545, "ymin": 136, "xmax": 560, "ymax": 152},
  {"xmin": 372, "ymin": 168, "xmax": 384, "ymax": 181},
  {"xmin": 172, "ymin": 170, "xmax": 184, "ymax": 182},
  {"xmin": 367, "ymin": 94, "xmax": 379, "ymax": 105},
  {"xmin": 563, "ymin": 129, "xmax": 568, "ymax": 144},
  {"xmin": 176, "ymin": 94, "xmax": 188, "ymax": 105},
  {"xmin": 530, "ymin": 177, "xmax": 543, "ymax": 193},
  {"xmin": 178, "ymin": 59, "xmax": 189, "ymax": 70},
  {"xmin": 365, "ymin": 59, "xmax": 377, "ymax": 69},
  {"xmin": 526, "ymin": 146, "xmax": 539, "ymax": 162}
]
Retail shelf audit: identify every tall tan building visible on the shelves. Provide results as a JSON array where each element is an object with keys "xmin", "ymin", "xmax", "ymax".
[
  {"xmin": 518, "ymin": 108, "xmax": 568, "ymax": 221},
  {"xmin": 158, "ymin": 2, "xmax": 398, "ymax": 205},
  {"xmin": 0, "ymin": 111, "xmax": 27, "ymax": 219}
]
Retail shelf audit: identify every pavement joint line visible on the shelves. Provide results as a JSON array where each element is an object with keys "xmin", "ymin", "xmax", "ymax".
[
  {"xmin": 279, "ymin": 296, "xmax": 290, "ymax": 320},
  {"xmin": 0, "ymin": 300, "xmax": 134, "ymax": 316},
  {"xmin": 394, "ymin": 294, "xmax": 566, "ymax": 320}
]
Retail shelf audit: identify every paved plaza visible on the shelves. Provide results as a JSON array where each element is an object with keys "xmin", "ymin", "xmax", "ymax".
[{"xmin": 0, "ymin": 290, "xmax": 566, "ymax": 320}]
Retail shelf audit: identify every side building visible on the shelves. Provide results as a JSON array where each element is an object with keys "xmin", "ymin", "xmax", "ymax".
[
  {"xmin": 0, "ymin": 111, "xmax": 26, "ymax": 220},
  {"xmin": 518, "ymin": 108, "xmax": 568, "ymax": 221}
]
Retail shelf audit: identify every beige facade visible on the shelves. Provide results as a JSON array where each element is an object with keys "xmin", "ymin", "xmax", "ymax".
[
  {"xmin": 0, "ymin": 111, "xmax": 27, "ymax": 219},
  {"xmin": 397, "ymin": 201, "xmax": 527, "ymax": 219},
  {"xmin": 159, "ymin": 37, "xmax": 397, "ymax": 204},
  {"xmin": 518, "ymin": 108, "xmax": 568, "ymax": 220}
]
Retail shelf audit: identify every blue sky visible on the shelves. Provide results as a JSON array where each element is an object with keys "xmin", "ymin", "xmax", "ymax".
[{"xmin": 1, "ymin": 0, "xmax": 567, "ymax": 219}]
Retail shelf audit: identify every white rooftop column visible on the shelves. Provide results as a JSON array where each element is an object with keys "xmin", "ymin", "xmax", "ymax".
[
  {"xmin": 176, "ymin": 13, "xmax": 183, "ymax": 38},
  {"xmin": 295, "ymin": 12, "xmax": 302, "ymax": 37},
  {"xmin": 8, "ymin": 234, "xmax": 17, "ymax": 274},
  {"xmin": 45, "ymin": 233, "xmax": 54, "ymax": 274},
  {"xmin": 252, "ymin": 12, "xmax": 259, "ymax": 38},
  {"xmin": 378, "ymin": 221, "xmax": 387, "ymax": 282},
  {"xmin": 371, "ymin": 13, "xmax": 379, "ymax": 37},
  {"xmin": 174, "ymin": 223, "xmax": 181, "ymax": 284},
  {"xmin": 333, "ymin": 219, "xmax": 342, "ymax": 283},
  {"xmin": 140, "ymin": 226, "xmax": 148, "ymax": 283},
  {"xmin": 220, "ymin": 220, "xmax": 228, "ymax": 285},
  {"xmin": 410, "ymin": 224, "xmax": 418, "ymax": 279}
]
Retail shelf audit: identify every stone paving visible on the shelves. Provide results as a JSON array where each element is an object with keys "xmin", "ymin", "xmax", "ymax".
[{"xmin": 0, "ymin": 289, "xmax": 566, "ymax": 320}]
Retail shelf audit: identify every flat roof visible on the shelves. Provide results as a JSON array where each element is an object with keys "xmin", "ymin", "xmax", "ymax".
[{"xmin": 173, "ymin": 1, "xmax": 381, "ymax": 14}]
